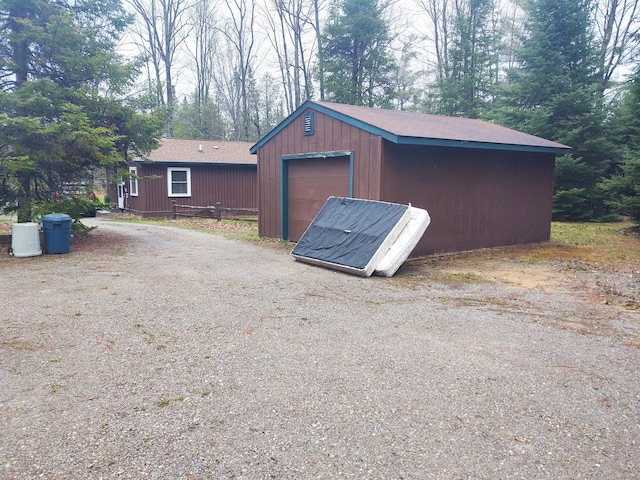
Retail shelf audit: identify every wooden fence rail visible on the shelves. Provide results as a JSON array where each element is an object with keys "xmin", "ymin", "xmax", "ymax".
[{"xmin": 172, "ymin": 201, "xmax": 258, "ymax": 221}]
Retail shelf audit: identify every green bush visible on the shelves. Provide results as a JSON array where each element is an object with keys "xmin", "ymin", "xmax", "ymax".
[{"xmin": 33, "ymin": 198, "xmax": 104, "ymax": 235}]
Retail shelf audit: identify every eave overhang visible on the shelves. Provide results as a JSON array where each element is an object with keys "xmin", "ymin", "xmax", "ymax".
[{"xmin": 250, "ymin": 100, "xmax": 572, "ymax": 156}]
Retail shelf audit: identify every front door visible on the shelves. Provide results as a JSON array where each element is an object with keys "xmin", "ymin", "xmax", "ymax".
[{"xmin": 117, "ymin": 177, "xmax": 126, "ymax": 210}]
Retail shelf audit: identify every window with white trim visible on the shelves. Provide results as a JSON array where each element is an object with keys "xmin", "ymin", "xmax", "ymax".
[
  {"xmin": 167, "ymin": 167, "xmax": 191, "ymax": 197},
  {"xmin": 129, "ymin": 166, "xmax": 138, "ymax": 197}
]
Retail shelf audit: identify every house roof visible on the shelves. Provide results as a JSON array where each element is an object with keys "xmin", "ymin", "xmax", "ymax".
[
  {"xmin": 250, "ymin": 100, "xmax": 571, "ymax": 155},
  {"xmin": 137, "ymin": 139, "xmax": 256, "ymax": 166}
]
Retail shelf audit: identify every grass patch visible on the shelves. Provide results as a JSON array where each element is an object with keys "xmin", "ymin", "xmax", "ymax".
[
  {"xmin": 438, "ymin": 271, "xmax": 489, "ymax": 283},
  {"xmin": 549, "ymin": 222, "xmax": 640, "ymax": 263},
  {"xmin": 407, "ymin": 221, "xmax": 640, "ymax": 268},
  {"xmin": 112, "ymin": 214, "xmax": 260, "ymax": 242}
]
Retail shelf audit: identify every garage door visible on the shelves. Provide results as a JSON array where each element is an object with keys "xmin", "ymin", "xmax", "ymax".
[{"xmin": 287, "ymin": 156, "xmax": 350, "ymax": 241}]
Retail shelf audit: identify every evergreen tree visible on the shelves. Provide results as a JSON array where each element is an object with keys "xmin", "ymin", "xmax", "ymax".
[
  {"xmin": 320, "ymin": 0, "xmax": 396, "ymax": 107},
  {"xmin": 503, "ymin": 0, "xmax": 611, "ymax": 220},
  {"xmin": 600, "ymin": 68, "xmax": 640, "ymax": 223},
  {"xmin": 438, "ymin": 0, "xmax": 495, "ymax": 118},
  {"xmin": 174, "ymin": 94, "xmax": 228, "ymax": 141},
  {"xmin": 505, "ymin": 0, "xmax": 597, "ymax": 134},
  {"xmin": 0, "ymin": 0, "xmax": 161, "ymax": 222}
]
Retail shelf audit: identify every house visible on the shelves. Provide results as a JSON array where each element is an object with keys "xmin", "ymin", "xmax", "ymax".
[
  {"xmin": 108, "ymin": 139, "xmax": 257, "ymax": 217},
  {"xmin": 250, "ymin": 100, "xmax": 571, "ymax": 256}
]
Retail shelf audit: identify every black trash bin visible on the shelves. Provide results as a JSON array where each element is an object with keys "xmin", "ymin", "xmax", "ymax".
[{"xmin": 42, "ymin": 213, "xmax": 72, "ymax": 254}]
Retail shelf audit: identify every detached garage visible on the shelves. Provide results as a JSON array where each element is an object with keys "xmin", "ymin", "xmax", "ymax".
[{"xmin": 250, "ymin": 100, "xmax": 570, "ymax": 256}]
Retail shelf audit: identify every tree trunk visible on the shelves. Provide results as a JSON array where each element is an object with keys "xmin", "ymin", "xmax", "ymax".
[
  {"xmin": 314, "ymin": 0, "xmax": 325, "ymax": 100},
  {"xmin": 16, "ymin": 174, "xmax": 32, "ymax": 223}
]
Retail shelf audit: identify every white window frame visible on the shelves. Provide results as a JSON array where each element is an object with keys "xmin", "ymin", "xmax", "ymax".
[
  {"xmin": 167, "ymin": 167, "xmax": 191, "ymax": 197},
  {"xmin": 129, "ymin": 166, "xmax": 138, "ymax": 197}
]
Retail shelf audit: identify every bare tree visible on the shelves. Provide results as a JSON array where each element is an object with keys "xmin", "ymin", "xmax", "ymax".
[
  {"xmin": 313, "ymin": 0, "xmax": 326, "ymax": 100},
  {"xmin": 129, "ymin": 0, "xmax": 163, "ymax": 104},
  {"xmin": 263, "ymin": 0, "xmax": 316, "ymax": 113},
  {"xmin": 415, "ymin": 0, "xmax": 450, "ymax": 86},
  {"xmin": 593, "ymin": 0, "xmax": 640, "ymax": 94},
  {"xmin": 128, "ymin": 0, "xmax": 193, "ymax": 136},
  {"xmin": 265, "ymin": 0, "xmax": 315, "ymax": 113},
  {"xmin": 213, "ymin": 38, "xmax": 243, "ymax": 140},
  {"xmin": 263, "ymin": 0, "xmax": 296, "ymax": 113},
  {"xmin": 495, "ymin": 0, "xmax": 524, "ymax": 76},
  {"xmin": 219, "ymin": 0, "xmax": 257, "ymax": 141},
  {"xmin": 186, "ymin": 0, "xmax": 219, "ymax": 136}
]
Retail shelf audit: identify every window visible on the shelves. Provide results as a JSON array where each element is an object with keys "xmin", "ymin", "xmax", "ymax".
[
  {"xmin": 129, "ymin": 166, "xmax": 138, "ymax": 197},
  {"xmin": 167, "ymin": 167, "xmax": 191, "ymax": 197}
]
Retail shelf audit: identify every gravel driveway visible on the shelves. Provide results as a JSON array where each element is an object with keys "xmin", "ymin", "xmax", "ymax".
[{"xmin": 1, "ymin": 217, "xmax": 638, "ymax": 479}]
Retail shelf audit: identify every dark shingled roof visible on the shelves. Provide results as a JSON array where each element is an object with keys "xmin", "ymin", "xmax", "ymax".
[
  {"xmin": 251, "ymin": 100, "xmax": 571, "ymax": 154},
  {"xmin": 137, "ymin": 139, "xmax": 256, "ymax": 165}
]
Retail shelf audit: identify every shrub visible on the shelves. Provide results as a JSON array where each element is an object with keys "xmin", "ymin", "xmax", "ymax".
[{"xmin": 33, "ymin": 197, "xmax": 104, "ymax": 235}]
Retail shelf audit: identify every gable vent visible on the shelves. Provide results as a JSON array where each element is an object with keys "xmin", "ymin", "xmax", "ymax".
[{"xmin": 303, "ymin": 112, "xmax": 314, "ymax": 136}]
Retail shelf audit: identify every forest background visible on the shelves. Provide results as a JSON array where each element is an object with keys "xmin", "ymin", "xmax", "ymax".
[{"xmin": 1, "ymin": 0, "xmax": 640, "ymax": 224}]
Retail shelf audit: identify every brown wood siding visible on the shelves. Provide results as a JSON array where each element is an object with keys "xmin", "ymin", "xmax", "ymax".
[
  {"xmin": 257, "ymin": 105, "xmax": 556, "ymax": 254},
  {"xmin": 127, "ymin": 163, "xmax": 256, "ymax": 216},
  {"xmin": 381, "ymin": 143, "xmax": 555, "ymax": 256},
  {"xmin": 256, "ymin": 109, "xmax": 383, "ymax": 238},
  {"xmin": 287, "ymin": 157, "xmax": 350, "ymax": 241},
  {"xmin": 257, "ymin": 136, "xmax": 281, "ymax": 238}
]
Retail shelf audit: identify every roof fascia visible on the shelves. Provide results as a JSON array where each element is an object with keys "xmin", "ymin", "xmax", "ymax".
[
  {"xmin": 309, "ymin": 103, "xmax": 571, "ymax": 154},
  {"xmin": 395, "ymin": 136, "xmax": 571, "ymax": 155},
  {"xmin": 250, "ymin": 100, "xmax": 317, "ymax": 153},
  {"xmin": 249, "ymin": 100, "xmax": 572, "ymax": 156},
  {"xmin": 132, "ymin": 160, "xmax": 256, "ymax": 167},
  {"xmin": 309, "ymin": 102, "xmax": 399, "ymax": 143}
]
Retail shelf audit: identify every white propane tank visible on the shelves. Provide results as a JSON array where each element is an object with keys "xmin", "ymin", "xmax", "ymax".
[{"xmin": 11, "ymin": 222, "xmax": 42, "ymax": 257}]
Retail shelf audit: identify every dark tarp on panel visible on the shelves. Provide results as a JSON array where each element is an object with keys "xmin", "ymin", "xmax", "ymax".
[{"xmin": 291, "ymin": 197, "xmax": 409, "ymax": 270}]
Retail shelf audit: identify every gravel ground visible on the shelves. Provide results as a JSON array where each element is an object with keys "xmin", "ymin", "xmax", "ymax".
[{"xmin": 1, "ymin": 217, "xmax": 639, "ymax": 479}]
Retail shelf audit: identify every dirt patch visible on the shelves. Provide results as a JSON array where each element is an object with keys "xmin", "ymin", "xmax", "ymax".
[
  {"xmin": 0, "ymin": 221, "xmax": 130, "ymax": 257},
  {"xmin": 68, "ymin": 225, "xmax": 131, "ymax": 252},
  {"xmin": 445, "ymin": 264, "xmax": 567, "ymax": 292},
  {"xmin": 402, "ymin": 250, "xmax": 640, "ymax": 310}
]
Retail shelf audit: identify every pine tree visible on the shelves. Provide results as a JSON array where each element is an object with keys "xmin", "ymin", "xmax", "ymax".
[
  {"xmin": 320, "ymin": 0, "xmax": 396, "ymax": 107},
  {"xmin": 0, "ymin": 0, "xmax": 161, "ymax": 222},
  {"xmin": 600, "ymin": 69, "xmax": 640, "ymax": 223},
  {"xmin": 504, "ymin": 0, "xmax": 610, "ymax": 220},
  {"xmin": 437, "ymin": 0, "xmax": 495, "ymax": 118}
]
